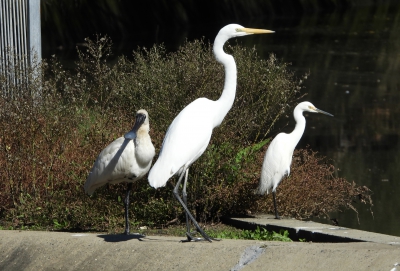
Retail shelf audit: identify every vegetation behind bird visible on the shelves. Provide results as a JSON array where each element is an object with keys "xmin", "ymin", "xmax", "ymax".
[{"xmin": 0, "ymin": 35, "xmax": 372, "ymax": 232}]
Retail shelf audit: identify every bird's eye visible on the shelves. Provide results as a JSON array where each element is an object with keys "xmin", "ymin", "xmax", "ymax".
[{"xmin": 235, "ymin": 28, "xmax": 243, "ymax": 32}]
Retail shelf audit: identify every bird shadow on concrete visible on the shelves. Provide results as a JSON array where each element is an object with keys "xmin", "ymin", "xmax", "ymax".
[{"xmin": 97, "ymin": 233, "xmax": 146, "ymax": 242}]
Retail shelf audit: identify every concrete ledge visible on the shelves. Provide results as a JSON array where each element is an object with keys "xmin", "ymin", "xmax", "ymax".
[
  {"xmin": 222, "ymin": 214, "xmax": 400, "ymax": 245},
  {"xmin": 1, "ymin": 230, "xmax": 400, "ymax": 271}
]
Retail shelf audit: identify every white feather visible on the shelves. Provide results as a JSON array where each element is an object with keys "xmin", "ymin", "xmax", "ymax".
[
  {"xmin": 84, "ymin": 109, "xmax": 155, "ymax": 195},
  {"xmin": 147, "ymin": 24, "xmax": 274, "ymax": 240},
  {"xmin": 257, "ymin": 101, "xmax": 333, "ymax": 195}
]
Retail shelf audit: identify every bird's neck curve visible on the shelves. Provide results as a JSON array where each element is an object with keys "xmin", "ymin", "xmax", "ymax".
[
  {"xmin": 213, "ymin": 37, "xmax": 237, "ymax": 127},
  {"xmin": 135, "ymin": 123, "xmax": 154, "ymax": 164},
  {"xmin": 290, "ymin": 106, "xmax": 306, "ymax": 149},
  {"xmin": 135, "ymin": 124, "xmax": 150, "ymax": 144}
]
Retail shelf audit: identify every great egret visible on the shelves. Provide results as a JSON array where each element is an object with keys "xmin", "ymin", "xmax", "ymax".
[
  {"xmin": 84, "ymin": 109, "xmax": 155, "ymax": 235},
  {"xmin": 148, "ymin": 24, "xmax": 274, "ymax": 242},
  {"xmin": 256, "ymin": 101, "xmax": 333, "ymax": 219}
]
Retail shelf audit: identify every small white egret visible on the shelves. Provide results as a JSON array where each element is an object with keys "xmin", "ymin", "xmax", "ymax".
[
  {"xmin": 256, "ymin": 101, "xmax": 333, "ymax": 219},
  {"xmin": 84, "ymin": 109, "xmax": 155, "ymax": 234},
  {"xmin": 148, "ymin": 24, "xmax": 274, "ymax": 242}
]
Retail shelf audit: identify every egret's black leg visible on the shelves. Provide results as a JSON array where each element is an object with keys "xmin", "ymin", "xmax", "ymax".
[
  {"xmin": 272, "ymin": 191, "xmax": 280, "ymax": 219},
  {"xmin": 181, "ymin": 169, "xmax": 212, "ymax": 241},
  {"xmin": 173, "ymin": 170, "xmax": 215, "ymax": 242},
  {"xmin": 123, "ymin": 183, "xmax": 133, "ymax": 235},
  {"xmin": 182, "ymin": 169, "xmax": 191, "ymax": 235}
]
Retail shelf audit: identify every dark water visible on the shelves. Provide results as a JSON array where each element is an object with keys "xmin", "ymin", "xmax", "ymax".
[{"xmin": 43, "ymin": 5, "xmax": 400, "ymax": 237}]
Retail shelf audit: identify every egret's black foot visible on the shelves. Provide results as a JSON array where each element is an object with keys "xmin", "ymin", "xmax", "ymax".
[
  {"xmin": 210, "ymin": 237, "xmax": 221, "ymax": 241},
  {"xmin": 274, "ymin": 215, "xmax": 281, "ymax": 220},
  {"xmin": 180, "ymin": 231, "xmax": 220, "ymax": 242},
  {"xmin": 181, "ymin": 232, "xmax": 204, "ymax": 242}
]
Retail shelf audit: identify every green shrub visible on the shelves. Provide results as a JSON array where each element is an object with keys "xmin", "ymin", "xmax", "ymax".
[{"xmin": 0, "ymin": 36, "xmax": 372, "ymax": 232}]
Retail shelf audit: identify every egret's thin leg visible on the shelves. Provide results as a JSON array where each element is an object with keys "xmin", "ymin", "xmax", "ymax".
[
  {"xmin": 123, "ymin": 183, "xmax": 133, "ymax": 235},
  {"xmin": 173, "ymin": 170, "xmax": 213, "ymax": 242},
  {"xmin": 272, "ymin": 191, "xmax": 280, "ymax": 219},
  {"xmin": 182, "ymin": 168, "xmax": 191, "ymax": 235}
]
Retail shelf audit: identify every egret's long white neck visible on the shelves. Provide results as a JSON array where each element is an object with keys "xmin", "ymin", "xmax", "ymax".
[
  {"xmin": 212, "ymin": 37, "xmax": 237, "ymax": 127},
  {"xmin": 290, "ymin": 106, "xmax": 307, "ymax": 149}
]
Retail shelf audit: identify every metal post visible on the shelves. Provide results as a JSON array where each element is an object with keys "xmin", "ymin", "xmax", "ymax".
[
  {"xmin": 28, "ymin": 0, "xmax": 41, "ymax": 66},
  {"xmin": 28, "ymin": 0, "xmax": 41, "ymax": 100},
  {"xmin": 0, "ymin": 0, "xmax": 42, "ymax": 98}
]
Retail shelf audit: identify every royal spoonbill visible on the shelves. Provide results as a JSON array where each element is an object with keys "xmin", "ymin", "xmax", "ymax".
[{"xmin": 84, "ymin": 109, "xmax": 155, "ymax": 234}]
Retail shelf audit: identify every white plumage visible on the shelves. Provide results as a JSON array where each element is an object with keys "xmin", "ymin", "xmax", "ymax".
[
  {"xmin": 149, "ymin": 98, "xmax": 217, "ymax": 189},
  {"xmin": 84, "ymin": 109, "xmax": 155, "ymax": 234},
  {"xmin": 148, "ymin": 24, "xmax": 274, "ymax": 242},
  {"xmin": 256, "ymin": 101, "xmax": 333, "ymax": 219}
]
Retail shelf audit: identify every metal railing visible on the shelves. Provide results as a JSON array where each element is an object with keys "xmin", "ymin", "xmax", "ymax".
[{"xmin": 0, "ymin": 0, "xmax": 41, "ymax": 98}]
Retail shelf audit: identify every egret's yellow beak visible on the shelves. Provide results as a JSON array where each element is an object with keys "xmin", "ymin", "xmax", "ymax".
[{"xmin": 237, "ymin": 28, "xmax": 275, "ymax": 34}]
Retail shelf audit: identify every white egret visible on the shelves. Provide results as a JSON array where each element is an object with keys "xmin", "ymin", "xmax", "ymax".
[
  {"xmin": 256, "ymin": 101, "xmax": 333, "ymax": 219},
  {"xmin": 148, "ymin": 24, "xmax": 274, "ymax": 242},
  {"xmin": 84, "ymin": 109, "xmax": 155, "ymax": 234}
]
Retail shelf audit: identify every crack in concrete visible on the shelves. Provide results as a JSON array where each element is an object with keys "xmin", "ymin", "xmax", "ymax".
[{"xmin": 231, "ymin": 245, "xmax": 266, "ymax": 271}]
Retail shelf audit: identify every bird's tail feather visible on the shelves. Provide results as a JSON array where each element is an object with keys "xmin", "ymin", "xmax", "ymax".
[
  {"xmin": 254, "ymin": 182, "xmax": 269, "ymax": 195},
  {"xmin": 148, "ymin": 165, "xmax": 173, "ymax": 189}
]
